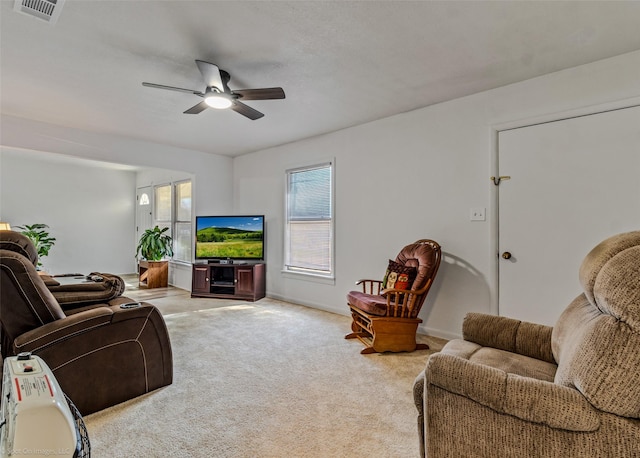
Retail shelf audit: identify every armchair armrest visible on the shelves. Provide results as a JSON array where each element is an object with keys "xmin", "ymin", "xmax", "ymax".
[
  {"xmin": 13, "ymin": 303, "xmax": 172, "ymax": 415},
  {"xmin": 425, "ymin": 352, "xmax": 599, "ymax": 432},
  {"xmin": 356, "ymin": 279, "xmax": 384, "ymax": 295},
  {"xmin": 13, "ymin": 303, "xmax": 163, "ymax": 354},
  {"xmin": 463, "ymin": 313, "xmax": 554, "ymax": 363},
  {"xmin": 381, "ymin": 276, "xmax": 434, "ymax": 318},
  {"xmin": 14, "ymin": 307, "xmax": 114, "ymax": 351}
]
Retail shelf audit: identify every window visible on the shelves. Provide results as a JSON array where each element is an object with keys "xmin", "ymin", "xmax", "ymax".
[
  {"xmin": 173, "ymin": 180, "xmax": 192, "ymax": 263},
  {"xmin": 285, "ymin": 162, "xmax": 333, "ymax": 277},
  {"xmin": 154, "ymin": 185, "xmax": 172, "ymax": 230},
  {"xmin": 153, "ymin": 180, "xmax": 192, "ymax": 263}
]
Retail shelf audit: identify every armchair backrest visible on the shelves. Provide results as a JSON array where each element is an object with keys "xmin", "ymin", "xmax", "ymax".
[
  {"xmin": 394, "ymin": 239, "xmax": 441, "ymax": 317},
  {"xmin": 552, "ymin": 230, "xmax": 640, "ymax": 418},
  {"xmin": 0, "ymin": 238, "xmax": 66, "ymax": 357},
  {"xmin": 0, "ymin": 230, "xmax": 38, "ymax": 266}
]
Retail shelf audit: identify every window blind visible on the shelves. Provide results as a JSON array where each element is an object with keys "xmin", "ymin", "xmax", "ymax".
[{"xmin": 285, "ymin": 163, "xmax": 333, "ymax": 274}]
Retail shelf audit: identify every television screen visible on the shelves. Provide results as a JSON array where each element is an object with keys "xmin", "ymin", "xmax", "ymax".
[{"xmin": 195, "ymin": 215, "xmax": 264, "ymax": 261}]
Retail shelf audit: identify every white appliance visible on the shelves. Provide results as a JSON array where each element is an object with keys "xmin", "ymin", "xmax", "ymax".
[{"xmin": 0, "ymin": 353, "xmax": 89, "ymax": 458}]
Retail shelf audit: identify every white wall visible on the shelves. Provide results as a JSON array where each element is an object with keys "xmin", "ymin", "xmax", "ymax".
[
  {"xmin": 0, "ymin": 116, "xmax": 235, "ymax": 218},
  {"xmin": 233, "ymin": 50, "xmax": 640, "ymax": 339},
  {"xmin": 0, "ymin": 120, "xmax": 234, "ymax": 289},
  {"xmin": 0, "ymin": 148, "xmax": 136, "ymax": 274}
]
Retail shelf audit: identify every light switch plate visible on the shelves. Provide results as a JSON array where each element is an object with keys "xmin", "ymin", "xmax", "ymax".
[{"xmin": 470, "ymin": 207, "xmax": 486, "ymax": 221}]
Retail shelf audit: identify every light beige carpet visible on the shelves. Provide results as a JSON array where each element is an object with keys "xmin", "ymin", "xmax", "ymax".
[{"xmin": 84, "ymin": 287, "xmax": 446, "ymax": 457}]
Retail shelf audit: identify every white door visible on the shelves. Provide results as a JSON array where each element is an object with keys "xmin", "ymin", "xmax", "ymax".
[
  {"xmin": 498, "ymin": 106, "xmax": 640, "ymax": 325},
  {"xmin": 136, "ymin": 186, "xmax": 153, "ymax": 255}
]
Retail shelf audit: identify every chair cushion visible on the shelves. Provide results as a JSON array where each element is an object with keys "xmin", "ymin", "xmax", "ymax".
[
  {"xmin": 553, "ymin": 242, "xmax": 640, "ymax": 418},
  {"xmin": 347, "ymin": 290, "xmax": 388, "ymax": 316},
  {"xmin": 441, "ymin": 339, "xmax": 557, "ymax": 382},
  {"xmin": 382, "ymin": 259, "xmax": 416, "ymax": 290},
  {"xmin": 0, "ymin": 231, "xmax": 38, "ymax": 266},
  {"xmin": 0, "ymin": 250, "xmax": 66, "ymax": 351},
  {"xmin": 395, "ymin": 241, "xmax": 439, "ymax": 291},
  {"xmin": 579, "ymin": 230, "xmax": 640, "ymax": 306},
  {"xmin": 593, "ymin": 245, "xmax": 640, "ymax": 331}
]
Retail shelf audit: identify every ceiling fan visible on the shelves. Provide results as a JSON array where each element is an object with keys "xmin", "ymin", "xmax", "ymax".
[{"xmin": 142, "ymin": 60, "xmax": 285, "ymax": 120}]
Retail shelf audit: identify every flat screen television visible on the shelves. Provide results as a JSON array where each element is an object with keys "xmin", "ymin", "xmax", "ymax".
[{"xmin": 195, "ymin": 215, "xmax": 265, "ymax": 262}]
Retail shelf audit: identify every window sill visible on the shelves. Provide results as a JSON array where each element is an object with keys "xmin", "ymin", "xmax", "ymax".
[{"xmin": 281, "ymin": 269, "xmax": 335, "ymax": 285}]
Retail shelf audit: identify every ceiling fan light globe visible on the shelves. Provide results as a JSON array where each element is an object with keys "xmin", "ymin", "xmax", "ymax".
[{"xmin": 205, "ymin": 95, "xmax": 232, "ymax": 109}]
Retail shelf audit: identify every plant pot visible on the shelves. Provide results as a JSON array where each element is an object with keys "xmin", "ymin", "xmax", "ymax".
[{"xmin": 138, "ymin": 260, "xmax": 169, "ymax": 289}]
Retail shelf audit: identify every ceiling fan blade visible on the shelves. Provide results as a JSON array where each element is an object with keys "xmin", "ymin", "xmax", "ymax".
[
  {"xmin": 142, "ymin": 82, "xmax": 202, "ymax": 96},
  {"xmin": 183, "ymin": 101, "xmax": 209, "ymax": 114},
  {"xmin": 230, "ymin": 101, "xmax": 264, "ymax": 120},
  {"xmin": 233, "ymin": 87, "xmax": 285, "ymax": 100},
  {"xmin": 195, "ymin": 60, "xmax": 224, "ymax": 91}
]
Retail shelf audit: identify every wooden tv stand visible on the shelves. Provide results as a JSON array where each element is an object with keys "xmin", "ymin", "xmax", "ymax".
[{"xmin": 191, "ymin": 262, "xmax": 265, "ymax": 301}]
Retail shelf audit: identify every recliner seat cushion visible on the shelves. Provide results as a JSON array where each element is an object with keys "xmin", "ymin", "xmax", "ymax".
[{"xmin": 440, "ymin": 339, "xmax": 557, "ymax": 382}]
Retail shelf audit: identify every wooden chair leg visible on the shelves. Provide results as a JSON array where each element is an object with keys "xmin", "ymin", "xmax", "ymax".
[
  {"xmin": 360, "ymin": 346, "xmax": 377, "ymax": 355},
  {"xmin": 345, "ymin": 331, "xmax": 368, "ymax": 339}
]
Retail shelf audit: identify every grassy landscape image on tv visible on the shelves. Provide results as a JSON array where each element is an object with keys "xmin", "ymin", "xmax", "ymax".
[{"xmin": 195, "ymin": 215, "xmax": 264, "ymax": 260}]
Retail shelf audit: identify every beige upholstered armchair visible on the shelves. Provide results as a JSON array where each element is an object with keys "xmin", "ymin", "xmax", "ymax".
[{"xmin": 414, "ymin": 231, "xmax": 640, "ymax": 457}]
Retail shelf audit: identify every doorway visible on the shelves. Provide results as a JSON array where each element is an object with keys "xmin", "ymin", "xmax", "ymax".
[{"xmin": 136, "ymin": 186, "xmax": 153, "ymax": 253}]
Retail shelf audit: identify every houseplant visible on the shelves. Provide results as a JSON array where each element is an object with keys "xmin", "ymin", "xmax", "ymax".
[
  {"xmin": 15, "ymin": 223, "xmax": 56, "ymax": 269},
  {"xmin": 135, "ymin": 226, "xmax": 173, "ymax": 261},
  {"xmin": 135, "ymin": 226, "xmax": 173, "ymax": 288}
]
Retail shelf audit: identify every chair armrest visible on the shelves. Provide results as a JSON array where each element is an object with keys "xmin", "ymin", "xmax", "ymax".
[
  {"xmin": 462, "ymin": 313, "xmax": 554, "ymax": 363},
  {"xmin": 14, "ymin": 307, "xmax": 114, "ymax": 351},
  {"xmin": 381, "ymin": 276, "xmax": 434, "ymax": 318},
  {"xmin": 425, "ymin": 352, "xmax": 599, "ymax": 432},
  {"xmin": 356, "ymin": 279, "xmax": 384, "ymax": 295},
  {"xmin": 13, "ymin": 303, "xmax": 172, "ymax": 415},
  {"xmin": 13, "ymin": 303, "xmax": 157, "ymax": 353}
]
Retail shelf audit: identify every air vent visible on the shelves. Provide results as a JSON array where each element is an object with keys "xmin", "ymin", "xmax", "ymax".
[{"xmin": 13, "ymin": 0, "xmax": 65, "ymax": 24}]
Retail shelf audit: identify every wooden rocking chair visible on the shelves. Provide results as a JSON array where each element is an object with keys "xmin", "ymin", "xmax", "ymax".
[{"xmin": 345, "ymin": 239, "xmax": 441, "ymax": 354}]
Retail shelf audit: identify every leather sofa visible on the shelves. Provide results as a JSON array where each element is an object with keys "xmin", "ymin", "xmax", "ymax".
[
  {"xmin": 414, "ymin": 231, "xmax": 640, "ymax": 457},
  {"xmin": 0, "ymin": 230, "xmax": 126, "ymax": 311},
  {"xmin": 0, "ymin": 231, "xmax": 173, "ymax": 415}
]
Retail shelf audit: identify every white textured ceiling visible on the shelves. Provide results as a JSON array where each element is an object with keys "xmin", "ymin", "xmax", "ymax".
[{"xmin": 2, "ymin": 1, "xmax": 640, "ymax": 157}]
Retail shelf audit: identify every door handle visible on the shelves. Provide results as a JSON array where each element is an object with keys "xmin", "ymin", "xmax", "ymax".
[{"xmin": 501, "ymin": 252, "xmax": 512, "ymax": 260}]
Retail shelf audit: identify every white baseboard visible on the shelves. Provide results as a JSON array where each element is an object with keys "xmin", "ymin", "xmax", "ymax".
[
  {"xmin": 266, "ymin": 293, "xmax": 350, "ymax": 317},
  {"xmin": 417, "ymin": 325, "xmax": 461, "ymax": 341},
  {"xmin": 267, "ymin": 293, "xmax": 461, "ymax": 341}
]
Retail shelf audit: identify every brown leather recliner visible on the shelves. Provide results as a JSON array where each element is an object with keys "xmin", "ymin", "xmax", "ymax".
[
  {"xmin": 45, "ymin": 272, "xmax": 126, "ymax": 310},
  {"xmin": 0, "ymin": 232, "xmax": 173, "ymax": 415},
  {"xmin": 0, "ymin": 231, "xmax": 126, "ymax": 312}
]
